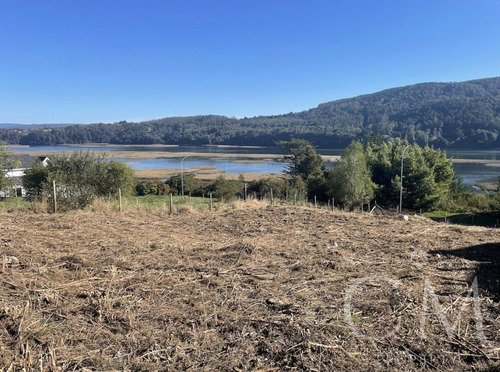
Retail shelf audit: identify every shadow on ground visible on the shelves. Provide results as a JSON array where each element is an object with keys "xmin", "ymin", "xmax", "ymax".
[
  {"xmin": 429, "ymin": 213, "xmax": 499, "ymax": 228},
  {"xmin": 431, "ymin": 242, "xmax": 500, "ymax": 302}
]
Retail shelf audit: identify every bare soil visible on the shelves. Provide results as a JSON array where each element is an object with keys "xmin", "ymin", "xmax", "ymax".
[{"xmin": 0, "ymin": 205, "xmax": 499, "ymax": 371}]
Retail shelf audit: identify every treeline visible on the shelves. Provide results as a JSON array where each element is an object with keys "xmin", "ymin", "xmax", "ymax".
[
  {"xmin": 4, "ymin": 141, "xmax": 498, "ymax": 216},
  {"xmin": 139, "ymin": 138, "xmax": 500, "ymax": 214},
  {"xmin": 2, "ymin": 77, "xmax": 500, "ymax": 148},
  {"xmin": 278, "ymin": 139, "xmax": 500, "ymax": 213}
]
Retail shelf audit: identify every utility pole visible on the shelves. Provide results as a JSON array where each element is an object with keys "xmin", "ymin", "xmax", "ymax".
[
  {"xmin": 399, "ymin": 144, "xmax": 411, "ymax": 215},
  {"xmin": 180, "ymin": 155, "xmax": 189, "ymax": 198}
]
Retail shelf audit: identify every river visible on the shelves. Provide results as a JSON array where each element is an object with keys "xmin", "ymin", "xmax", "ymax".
[{"xmin": 8, "ymin": 145, "xmax": 500, "ymax": 189}]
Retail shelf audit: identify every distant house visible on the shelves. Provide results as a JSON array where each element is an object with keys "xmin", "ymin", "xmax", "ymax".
[
  {"xmin": 0, "ymin": 156, "xmax": 50, "ymax": 198},
  {"xmin": 36, "ymin": 156, "xmax": 50, "ymax": 167}
]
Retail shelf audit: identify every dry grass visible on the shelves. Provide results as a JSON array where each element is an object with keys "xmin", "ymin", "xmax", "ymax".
[
  {"xmin": 133, "ymin": 167, "xmax": 284, "ymax": 181},
  {"xmin": 475, "ymin": 182, "xmax": 499, "ymax": 192},
  {"xmin": 0, "ymin": 205, "xmax": 499, "ymax": 370},
  {"xmin": 8, "ymin": 148, "xmax": 341, "ymax": 164},
  {"xmin": 196, "ymin": 172, "xmax": 284, "ymax": 181},
  {"xmin": 452, "ymin": 158, "xmax": 500, "ymax": 166},
  {"xmin": 9, "ymin": 150, "xmax": 285, "ymax": 161}
]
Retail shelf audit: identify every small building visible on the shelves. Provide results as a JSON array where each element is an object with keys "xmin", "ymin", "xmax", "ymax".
[
  {"xmin": 0, "ymin": 168, "xmax": 26, "ymax": 198},
  {"xmin": 0, "ymin": 156, "xmax": 50, "ymax": 198}
]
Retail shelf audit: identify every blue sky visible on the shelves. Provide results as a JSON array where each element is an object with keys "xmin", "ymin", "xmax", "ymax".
[{"xmin": 1, "ymin": 0, "xmax": 499, "ymax": 123}]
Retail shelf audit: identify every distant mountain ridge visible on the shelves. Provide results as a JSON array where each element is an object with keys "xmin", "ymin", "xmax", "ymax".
[
  {"xmin": 0, "ymin": 123, "xmax": 74, "ymax": 130},
  {"xmin": 1, "ymin": 77, "xmax": 500, "ymax": 148}
]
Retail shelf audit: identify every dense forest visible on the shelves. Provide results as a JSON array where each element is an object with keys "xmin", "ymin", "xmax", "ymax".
[{"xmin": 2, "ymin": 77, "xmax": 500, "ymax": 148}]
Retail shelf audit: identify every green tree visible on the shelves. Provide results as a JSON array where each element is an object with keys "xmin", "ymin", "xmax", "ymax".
[
  {"xmin": 365, "ymin": 139, "xmax": 455, "ymax": 210},
  {"xmin": 136, "ymin": 180, "xmax": 159, "ymax": 196},
  {"xmin": 279, "ymin": 139, "xmax": 324, "ymax": 180},
  {"xmin": 23, "ymin": 158, "xmax": 49, "ymax": 196},
  {"xmin": 287, "ymin": 176, "xmax": 307, "ymax": 202},
  {"xmin": 206, "ymin": 176, "xmax": 240, "ymax": 201},
  {"xmin": 326, "ymin": 141, "xmax": 375, "ymax": 210},
  {"xmin": 166, "ymin": 173, "xmax": 203, "ymax": 196},
  {"xmin": 279, "ymin": 139, "xmax": 328, "ymax": 200},
  {"xmin": 248, "ymin": 177, "xmax": 288, "ymax": 199},
  {"xmin": 23, "ymin": 152, "xmax": 135, "ymax": 209},
  {"xmin": 0, "ymin": 142, "xmax": 19, "ymax": 193}
]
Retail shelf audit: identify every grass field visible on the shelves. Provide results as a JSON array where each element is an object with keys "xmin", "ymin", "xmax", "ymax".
[
  {"xmin": 424, "ymin": 210, "xmax": 500, "ymax": 227},
  {"xmin": 0, "ymin": 204, "xmax": 499, "ymax": 370},
  {"xmin": 123, "ymin": 195, "xmax": 210, "ymax": 210},
  {"xmin": 2, "ymin": 195, "xmax": 499, "ymax": 228}
]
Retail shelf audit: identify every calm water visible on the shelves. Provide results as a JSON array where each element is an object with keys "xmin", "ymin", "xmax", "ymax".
[
  {"xmin": 122, "ymin": 157, "xmax": 287, "ymax": 174},
  {"xmin": 9, "ymin": 145, "xmax": 500, "ymax": 188}
]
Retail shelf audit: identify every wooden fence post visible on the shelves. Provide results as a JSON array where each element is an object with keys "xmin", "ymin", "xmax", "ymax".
[
  {"xmin": 52, "ymin": 180, "xmax": 57, "ymax": 213},
  {"xmin": 118, "ymin": 188, "xmax": 122, "ymax": 212},
  {"xmin": 270, "ymin": 188, "xmax": 274, "ymax": 206},
  {"xmin": 314, "ymin": 195, "xmax": 317, "ymax": 208},
  {"xmin": 244, "ymin": 183, "xmax": 247, "ymax": 201},
  {"xmin": 169, "ymin": 193, "xmax": 173, "ymax": 214}
]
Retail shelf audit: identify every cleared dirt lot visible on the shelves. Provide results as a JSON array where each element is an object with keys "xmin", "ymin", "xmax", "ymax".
[{"xmin": 0, "ymin": 205, "xmax": 499, "ymax": 370}]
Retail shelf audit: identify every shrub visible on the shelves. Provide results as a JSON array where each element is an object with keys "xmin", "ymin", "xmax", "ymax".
[
  {"xmin": 136, "ymin": 181, "xmax": 159, "ymax": 196},
  {"xmin": 166, "ymin": 173, "xmax": 204, "ymax": 196},
  {"xmin": 206, "ymin": 176, "xmax": 240, "ymax": 201},
  {"xmin": 247, "ymin": 177, "xmax": 287, "ymax": 199},
  {"xmin": 23, "ymin": 152, "xmax": 135, "ymax": 210}
]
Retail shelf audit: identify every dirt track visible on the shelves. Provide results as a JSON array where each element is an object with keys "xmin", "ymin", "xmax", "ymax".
[{"xmin": 0, "ymin": 205, "xmax": 499, "ymax": 370}]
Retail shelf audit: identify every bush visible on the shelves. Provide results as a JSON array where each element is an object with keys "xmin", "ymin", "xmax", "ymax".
[
  {"xmin": 166, "ymin": 173, "xmax": 204, "ymax": 196},
  {"xmin": 0, "ymin": 142, "xmax": 19, "ymax": 194},
  {"xmin": 206, "ymin": 176, "xmax": 241, "ymax": 201},
  {"xmin": 155, "ymin": 180, "xmax": 170, "ymax": 195},
  {"xmin": 23, "ymin": 152, "xmax": 135, "ymax": 210},
  {"xmin": 247, "ymin": 178, "xmax": 287, "ymax": 199},
  {"xmin": 136, "ymin": 181, "xmax": 159, "ymax": 196},
  {"xmin": 326, "ymin": 142, "xmax": 375, "ymax": 210},
  {"xmin": 439, "ymin": 191, "xmax": 500, "ymax": 214},
  {"xmin": 136, "ymin": 180, "xmax": 170, "ymax": 196}
]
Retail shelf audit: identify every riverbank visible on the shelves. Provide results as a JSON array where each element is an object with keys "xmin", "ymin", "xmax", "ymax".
[
  {"xmin": 9, "ymin": 146, "xmax": 500, "ymax": 165},
  {"xmin": 6, "ymin": 146, "xmax": 499, "ymax": 190},
  {"xmin": 133, "ymin": 167, "xmax": 284, "ymax": 181},
  {"xmin": 475, "ymin": 181, "xmax": 499, "ymax": 192}
]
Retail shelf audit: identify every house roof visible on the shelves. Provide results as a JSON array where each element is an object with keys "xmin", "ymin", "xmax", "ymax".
[
  {"xmin": 12, "ymin": 154, "xmax": 38, "ymax": 168},
  {"xmin": 12, "ymin": 154, "xmax": 49, "ymax": 168}
]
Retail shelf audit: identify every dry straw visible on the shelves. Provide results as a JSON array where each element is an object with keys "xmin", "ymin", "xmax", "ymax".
[{"xmin": 0, "ymin": 204, "xmax": 499, "ymax": 370}]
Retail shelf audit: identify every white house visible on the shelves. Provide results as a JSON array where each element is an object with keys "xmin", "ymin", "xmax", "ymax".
[
  {"xmin": 0, "ymin": 156, "xmax": 50, "ymax": 198},
  {"xmin": 0, "ymin": 168, "xmax": 26, "ymax": 198}
]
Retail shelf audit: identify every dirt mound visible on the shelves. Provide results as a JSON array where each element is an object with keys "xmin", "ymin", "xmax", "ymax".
[{"xmin": 0, "ymin": 206, "xmax": 499, "ymax": 370}]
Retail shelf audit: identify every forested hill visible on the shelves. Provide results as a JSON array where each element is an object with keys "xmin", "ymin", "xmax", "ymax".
[{"xmin": 2, "ymin": 77, "xmax": 500, "ymax": 148}]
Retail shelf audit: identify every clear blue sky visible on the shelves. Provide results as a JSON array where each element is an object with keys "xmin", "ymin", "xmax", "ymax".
[{"xmin": 1, "ymin": 0, "xmax": 499, "ymax": 124}]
